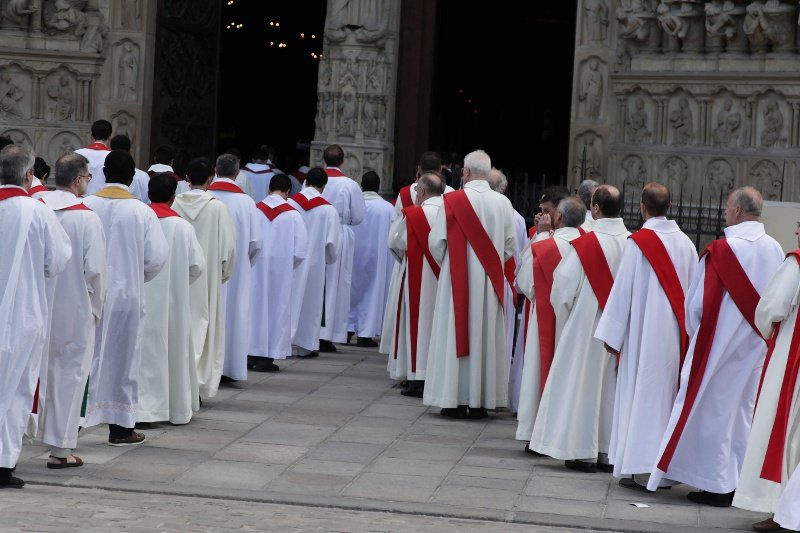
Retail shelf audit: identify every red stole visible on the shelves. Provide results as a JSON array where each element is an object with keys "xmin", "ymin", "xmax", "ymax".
[
  {"xmin": 532, "ymin": 237, "xmax": 562, "ymax": 393},
  {"xmin": 28, "ymin": 185, "xmax": 49, "ymax": 195},
  {"xmin": 399, "ymin": 185, "xmax": 413, "ymax": 209},
  {"xmin": 505, "ymin": 258, "xmax": 517, "ymax": 301},
  {"xmin": 760, "ymin": 251, "xmax": 800, "ymax": 483},
  {"xmin": 657, "ymin": 238, "xmax": 768, "ymax": 472},
  {"xmin": 150, "ymin": 202, "xmax": 180, "ymax": 218},
  {"xmin": 257, "ymin": 201, "xmax": 295, "ymax": 221},
  {"xmin": 443, "ymin": 190, "xmax": 505, "ymax": 358},
  {"xmin": 578, "ymin": 227, "xmax": 587, "ymax": 236},
  {"xmin": 325, "ymin": 168, "xmax": 346, "ymax": 178},
  {"xmin": 571, "ymin": 231, "xmax": 614, "ymax": 310},
  {"xmin": 402, "ymin": 206, "xmax": 441, "ymax": 372},
  {"xmin": 630, "ymin": 228, "xmax": 689, "ymax": 364},
  {"xmin": 85, "ymin": 142, "xmax": 110, "ymax": 151},
  {"xmin": 290, "ymin": 193, "xmax": 330, "ymax": 211},
  {"xmin": 0, "ymin": 187, "xmax": 29, "ymax": 201},
  {"xmin": 60, "ymin": 203, "xmax": 91, "ymax": 211},
  {"xmin": 208, "ymin": 181, "xmax": 245, "ymax": 194}
]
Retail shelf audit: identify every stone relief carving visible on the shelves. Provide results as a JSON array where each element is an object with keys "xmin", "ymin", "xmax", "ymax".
[
  {"xmin": 318, "ymin": 59, "xmax": 331, "ymax": 90},
  {"xmin": 119, "ymin": 0, "xmax": 141, "ymax": 30},
  {"xmin": 48, "ymin": 131, "xmax": 82, "ymax": 163},
  {"xmin": 669, "ymin": 95, "xmax": 695, "ymax": 145},
  {"xmin": 342, "ymin": 151, "xmax": 361, "ymax": 180},
  {"xmin": 0, "ymin": 68, "xmax": 26, "ymax": 119},
  {"xmin": 337, "ymin": 84, "xmax": 357, "ymax": 136},
  {"xmin": 583, "ymin": 0, "xmax": 609, "ymax": 44},
  {"xmin": 621, "ymin": 154, "xmax": 648, "ymax": 188},
  {"xmin": 626, "ymin": 95, "xmax": 652, "ymax": 143},
  {"xmin": 743, "ymin": 0, "xmax": 796, "ymax": 53},
  {"xmin": 662, "ymin": 156, "xmax": 689, "ymax": 193},
  {"xmin": 44, "ymin": 0, "xmax": 86, "ymax": 35},
  {"xmin": 113, "ymin": 111, "xmax": 136, "ymax": 146},
  {"xmin": 1, "ymin": 0, "xmax": 39, "ymax": 29},
  {"xmin": 578, "ymin": 58, "xmax": 604, "ymax": 119},
  {"xmin": 760, "ymin": 97, "xmax": 787, "ymax": 147},
  {"xmin": 363, "ymin": 151, "xmax": 381, "ymax": 173},
  {"xmin": 2, "ymin": 128, "xmax": 32, "ymax": 147},
  {"xmin": 573, "ymin": 131, "xmax": 603, "ymax": 182},
  {"xmin": 616, "ymin": 0, "xmax": 659, "ymax": 69},
  {"xmin": 325, "ymin": 0, "xmax": 389, "ymax": 44},
  {"xmin": 706, "ymin": 158, "xmax": 735, "ymax": 197},
  {"xmin": 657, "ymin": 1, "xmax": 690, "ymax": 52},
  {"xmin": 316, "ymin": 92, "xmax": 333, "ymax": 134},
  {"xmin": 78, "ymin": 9, "xmax": 108, "ymax": 53},
  {"xmin": 705, "ymin": 0, "xmax": 746, "ymax": 53},
  {"xmin": 362, "ymin": 94, "xmax": 378, "ymax": 137},
  {"xmin": 115, "ymin": 41, "xmax": 139, "ymax": 101},
  {"xmin": 711, "ymin": 97, "xmax": 742, "ymax": 147},
  {"xmin": 46, "ymin": 74, "xmax": 73, "ymax": 121},
  {"xmin": 750, "ymin": 159, "xmax": 782, "ymax": 199}
]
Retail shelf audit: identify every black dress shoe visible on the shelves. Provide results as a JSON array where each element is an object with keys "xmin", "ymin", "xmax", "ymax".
[
  {"xmin": 134, "ymin": 422, "xmax": 152, "ymax": 430},
  {"xmin": 467, "ymin": 407, "xmax": 488, "ymax": 419},
  {"xmin": 356, "ymin": 337, "xmax": 379, "ymax": 348},
  {"xmin": 596, "ymin": 462, "xmax": 614, "ymax": 473},
  {"xmin": 298, "ymin": 351, "xmax": 319, "ymax": 358},
  {"xmin": 220, "ymin": 375, "xmax": 237, "ymax": 384},
  {"xmin": 346, "ymin": 331, "xmax": 354, "ymax": 344},
  {"xmin": 252, "ymin": 361, "xmax": 280, "ymax": 372},
  {"xmin": 687, "ymin": 490, "xmax": 734, "ymax": 507},
  {"xmin": 0, "ymin": 476, "xmax": 24, "ymax": 489},
  {"xmin": 319, "ymin": 340, "xmax": 337, "ymax": 352},
  {"xmin": 401, "ymin": 386, "xmax": 423, "ymax": 398},
  {"xmin": 524, "ymin": 444, "xmax": 544, "ymax": 457},
  {"xmin": 440, "ymin": 406, "xmax": 468, "ymax": 419},
  {"xmin": 564, "ymin": 460, "xmax": 597, "ymax": 473},
  {"xmin": 619, "ymin": 477, "xmax": 649, "ymax": 491}
]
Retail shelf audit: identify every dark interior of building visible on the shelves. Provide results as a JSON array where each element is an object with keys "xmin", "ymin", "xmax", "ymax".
[{"xmin": 218, "ymin": 1, "xmax": 577, "ymax": 186}]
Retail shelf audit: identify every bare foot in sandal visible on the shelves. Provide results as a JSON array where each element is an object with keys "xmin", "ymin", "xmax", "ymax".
[{"xmin": 47, "ymin": 455, "xmax": 84, "ymax": 469}]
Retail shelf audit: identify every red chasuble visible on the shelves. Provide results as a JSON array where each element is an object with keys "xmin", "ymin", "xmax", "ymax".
[
  {"xmin": 290, "ymin": 193, "xmax": 331, "ymax": 211},
  {"xmin": 256, "ymin": 202, "xmax": 295, "ymax": 221},
  {"xmin": 443, "ymin": 190, "xmax": 506, "ymax": 358},
  {"xmin": 399, "ymin": 185, "xmax": 413, "ymax": 209},
  {"xmin": 531, "ymin": 237, "xmax": 562, "ymax": 393},
  {"xmin": 571, "ymin": 231, "xmax": 614, "ymax": 310}
]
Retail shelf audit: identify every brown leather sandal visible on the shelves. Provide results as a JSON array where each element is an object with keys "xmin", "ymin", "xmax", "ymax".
[{"xmin": 46, "ymin": 455, "xmax": 84, "ymax": 469}]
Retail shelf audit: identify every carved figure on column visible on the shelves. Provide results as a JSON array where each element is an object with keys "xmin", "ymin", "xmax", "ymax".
[
  {"xmin": 761, "ymin": 99, "xmax": 786, "ymax": 147},
  {"xmin": 362, "ymin": 95, "xmax": 378, "ymax": 137},
  {"xmin": 706, "ymin": 159, "xmax": 735, "ymax": 197},
  {"xmin": 78, "ymin": 9, "xmax": 108, "ymax": 53},
  {"xmin": 670, "ymin": 96, "xmax": 694, "ymax": 145},
  {"xmin": 45, "ymin": 0, "xmax": 85, "ymax": 34},
  {"xmin": 750, "ymin": 159, "xmax": 782, "ymax": 200},
  {"xmin": 663, "ymin": 156, "xmax": 689, "ymax": 192},
  {"xmin": 657, "ymin": 1, "xmax": 689, "ymax": 52},
  {"xmin": 705, "ymin": 0, "xmax": 739, "ymax": 51},
  {"xmin": 621, "ymin": 155, "xmax": 647, "ymax": 188},
  {"xmin": 743, "ymin": 0, "xmax": 796, "ymax": 53},
  {"xmin": 616, "ymin": 0, "xmax": 658, "ymax": 69},
  {"xmin": 576, "ymin": 132, "xmax": 602, "ymax": 181},
  {"xmin": 325, "ymin": 0, "xmax": 388, "ymax": 44},
  {"xmin": 584, "ymin": 0, "xmax": 609, "ymax": 43},
  {"xmin": 318, "ymin": 59, "xmax": 331, "ymax": 89},
  {"xmin": 338, "ymin": 87, "xmax": 357, "ymax": 136},
  {"xmin": 46, "ymin": 75, "xmax": 73, "ymax": 121},
  {"xmin": 1, "ymin": 0, "xmax": 38, "ymax": 30},
  {"xmin": 578, "ymin": 59, "xmax": 603, "ymax": 119},
  {"xmin": 318, "ymin": 92, "xmax": 333, "ymax": 133},
  {"xmin": 626, "ymin": 96, "xmax": 652, "ymax": 143},
  {"xmin": 0, "ymin": 70, "xmax": 25, "ymax": 119},
  {"xmin": 712, "ymin": 98, "xmax": 741, "ymax": 147},
  {"xmin": 115, "ymin": 114, "xmax": 134, "ymax": 145},
  {"xmin": 117, "ymin": 43, "xmax": 139, "ymax": 101}
]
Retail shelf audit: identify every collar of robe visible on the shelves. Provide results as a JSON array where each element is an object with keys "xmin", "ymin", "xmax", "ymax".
[
  {"xmin": 0, "ymin": 186, "xmax": 30, "ymax": 201},
  {"xmin": 85, "ymin": 142, "xmax": 111, "ymax": 151},
  {"xmin": 150, "ymin": 202, "xmax": 181, "ymax": 218},
  {"xmin": 208, "ymin": 180, "xmax": 245, "ymax": 194},
  {"xmin": 95, "ymin": 185, "xmax": 136, "ymax": 199}
]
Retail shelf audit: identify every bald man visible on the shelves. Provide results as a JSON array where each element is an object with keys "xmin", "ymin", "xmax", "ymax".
[
  {"xmin": 648, "ymin": 187, "xmax": 783, "ymax": 506},
  {"xmin": 594, "ymin": 183, "xmax": 698, "ymax": 490}
]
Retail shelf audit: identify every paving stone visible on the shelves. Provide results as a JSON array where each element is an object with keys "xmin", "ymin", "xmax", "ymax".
[
  {"xmin": 605, "ymin": 500, "xmax": 700, "ymax": 526},
  {"xmin": 515, "ymin": 496, "xmax": 606, "ymax": 518},
  {"xmin": 361, "ymin": 402, "xmax": 427, "ymax": 420},
  {"xmin": 524, "ymin": 475, "xmax": 610, "ymax": 502},
  {"xmin": 93, "ymin": 462, "xmax": 190, "ymax": 482},
  {"xmin": 344, "ymin": 472, "xmax": 443, "ymax": 502},
  {"xmin": 305, "ymin": 441, "xmax": 386, "ymax": 463},
  {"xmin": 446, "ymin": 473, "xmax": 527, "ymax": 491},
  {"xmin": 328, "ymin": 424, "xmax": 405, "ymax": 444},
  {"xmin": 144, "ymin": 428, "xmax": 240, "ymax": 452},
  {"xmin": 110, "ymin": 446, "xmax": 208, "ymax": 466},
  {"xmin": 271, "ymin": 408, "xmax": 354, "ymax": 427},
  {"xmin": 289, "ymin": 459, "xmax": 365, "ymax": 476},
  {"xmin": 450, "ymin": 465, "xmax": 533, "ymax": 481},
  {"xmin": 698, "ymin": 505, "xmax": 771, "ymax": 531},
  {"xmin": 383, "ymin": 441, "xmax": 469, "ymax": 461},
  {"xmin": 267, "ymin": 471, "xmax": 354, "ymax": 494},
  {"xmin": 367, "ymin": 457, "xmax": 458, "ymax": 477},
  {"xmin": 242, "ymin": 420, "xmax": 337, "ymax": 446},
  {"xmin": 290, "ymin": 396, "xmax": 371, "ymax": 413},
  {"xmin": 175, "ymin": 459, "xmax": 285, "ymax": 489},
  {"xmin": 457, "ymin": 446, "xmax": 537, "ymax": 471},
  {"xmin": 212, "ymin": 441, "xmax": 309, "ymax": 464},
  {"xmin": 432, "ymin": 484, "xmax": 519, "ymax": 510}
]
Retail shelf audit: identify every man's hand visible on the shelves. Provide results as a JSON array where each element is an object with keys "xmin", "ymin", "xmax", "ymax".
[
  {"xmin": 536, "ymin": 213, "xmax": 552, "ymax": 234},
  {"xmin": 604, "ymin": 342, "xmax": 620, "ymax": 356}
]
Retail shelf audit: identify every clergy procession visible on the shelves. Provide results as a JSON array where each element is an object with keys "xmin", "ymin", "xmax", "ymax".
[{"xmin": 1, "ymin": 123, "xmax": 800, "ymax": 533}]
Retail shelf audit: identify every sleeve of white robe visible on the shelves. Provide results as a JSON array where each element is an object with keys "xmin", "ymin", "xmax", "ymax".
[
  {"xmin": 594, "ymin": 240, "xmax": 638, "ymax": 351},
  {"xmin": 503, "ymin": 203, "xmax": 518, "ymax": 262},
  {"xmin": 247, "ymin": 206, "xmax": 263, "ymax": 265},
  {"xmin": 684, "ymin": 255, "xmax": 707, "ymax": 338},
  {"xmin": 755, "ymin": 258, "xmax": 800, "ymax": 338},
  {"xmin": 42, "ymin": 206, "xmax": 72, "ymax": 278},
  {"xmin": 517, "ymin": 243, "xmax": 535, "ymax": 302},
  {"xmin": 188, "ymin": 229, "xmax": 206, "ymax": 285},
  {"xmin": 142, "ymin": 209, "xmax": 169, "ymax": 282},
  {"xmin": 84, "ymin": 216, "xmax": 108, "ymax": 324},
  {"xmin": 325, "ymin": 209, "xmax": 341, "ymax": 264},
  {"xmin": 219, "ymin": 207, "xmax": 237, "ymax": 283},
  {"xmin": 293, "ymin": 213, "xmax": 308, "ymax": 268},
  {"xmin": 348, "ymin": 182, "xmax": 366, "ymax": 226},
  {"xmin": 428, "ymin": 205, "xmax": 447, "ymax": 265},
  {"xmin": 388, "ymin": 215, "xmax": 408, "ymax": 258},
  {"xmin": 550, "ymin": 248, "xmax": 582, "ymax": 324}
]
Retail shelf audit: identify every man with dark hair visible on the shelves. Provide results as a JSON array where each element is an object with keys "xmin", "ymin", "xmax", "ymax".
[
  {"xmin": 30, "ymin": 156, "xmax": 51, "ymax": 198},
  {"xmin": 289, "ymin": 167, "xmax": 341, "ymax": 358},
  {"xmin": 208, "ymin": 152, "xmax": 263, "ymax": 383},
  {"xmin": 349, "ymin": 171, "xmax": 394, "ymax": 347},
  {"xmin": 76, "ymin": 119, "xmax": 112, "ymax": 195},
  {"xmin": 595, "ymin": 182, "xmax": 698, "ymax": 490},
  {"xmin": 319, "ymin": 145, "xmax": 366, "ymax": 352},
  {"xmin": 577, "ymin": 179, "xmax": 599, "ymax": 232},
  {"xmin": 0, "ymin": 144, "xmax": 71, "ymax": 487},
  {"xmin": 137, "ymin": 173, "xmax": 205, "ymax": 425},
  {"xmin": 172, "ymin": 157, "xmax": 237, "ymax": 400},
  {"xmin": 392, "ymin": 151, "xmax": 452, "ymax": 216},
  {"xmin": 240, "ymin": 145, "xmax": 286, "ymax": 202},
  {"xmin": 110, "ymin": 134, "xmax": 150, "ymax": 203},
  {"xmin": 249, "ymin": 174, "xmax": 308, "ymax": 371},
  {"xmin": 37, "ymin": 153, "xmax": 106, "ymax": 469},
  {"xmin": 148, "ymin": 144, "xmax": 188, "ymax": 195},
  {"xmin": 533, "ymin": 185, "xmax": 570, "ymax": 241},
  {"xmin": 530, "ymin": 184, "xmax": 630, "ymax": 473},
  {"xmin": 83, "ymin": 150, "xmax": 168, "ymax": 446}
]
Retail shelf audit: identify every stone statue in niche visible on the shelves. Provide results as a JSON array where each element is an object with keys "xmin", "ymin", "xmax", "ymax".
[
  {"xmin": 318, "ymin": 92, "xmax": 333, "ymax": 133},
  {"xmin": 706, "ymin": 159, "xmax": 735, "ymax": 197},
  {"xmin": 58, "ymin": 134, "xmax": 76, "ymax": 154},
  {"xmin": 584, "ymin": 0, "xmax": 609, "ymax": 43},
  {"xmin": 117, "ymin": 43, "xmax": 139, "ymax": 100},
  {"xmin": 743, "ymin": 0, "xmax": 797, "ymax": 53},
  {"xmin": 670, "ymin": 97, "xmax": 694, "ymax": 145},
  {"xmin": 362, "ymin": 95, "xmax": 378, "ymax": 137},
  {"xmin": 337, "ymin": 86, "xmax": 357, "ymax": 136},
  {"xmin": 120, "ymin": 0, "xmax": 141, "ymax": 30},
  {"xmin": 711, "ymin": 98, "xmax": 741, "ymax": 147},
  {"xmin": 376, "ymin": 95, "xmax": 387, "ymax": 136},
  {"xmin": 0, "ymin": 70, "xmax": 25, "ymax": 119},
  {"xmin": 750, "ymin": 159, "xmax": 782, "ymax": 200},
  {"xmin": 46, "ymin": 75, "xmax": 73, "ymax": 121},
  {"xmin": 575, "ymin": 132, "xmax": 602, "ymax": 181},
  {"xmin": 621, "ymin": 155, "xmax": 647, "ymax": 188},
  {"xmin": 615, "ymin": 0, "xmax": 658, "ymax": 69},
  {"xmin": 1, "ymin": 0, "xmax": 39, "ymax": 29},
  {"xmin": 705, "ymin": 0, "xmax": 740, "ymax": 51},
  {"xmin": 363, "ymin": 151, "xmax": 380, "ymax": 173},
  {"xmin": 45, "ymin": 0, "xmax": 86, "ymax": 34},
  {"xmin": 114, "ymin": 114, "xmax": 135, "ymax": 146},
  {"xmin": 578, "ymin": 59, "xmax": 603, "ymax": 119},
  {"xmin": 626, "ymin": 96, "xmax": 652, "ymax": 144},
  {"xmin": 342, "ymin": 152, "xmax": 361, "ymax": 181},
  {"xmin": 761, "ymin": 99, "xmax": 786, "ymax": 147},
  {"xmin": 318, "ymin": 60, "xmax": 331, "ymax": 90},
  {"xmin": 663, "ymin": 156, "xmax": 689, "ymax": 192},
  {"xmin": 657, "ymin": 1, "xmax": 690, "ymax": 52},
  {"xmin": 325, "ymin": 0, "xmax": 388, "ymax": 44},
  {"xmin": 78, "ymin": 9, "xmax": 108, "ymax": 53}
]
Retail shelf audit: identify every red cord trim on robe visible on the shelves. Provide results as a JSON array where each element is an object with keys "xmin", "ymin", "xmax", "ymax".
[
  {"xmin": 256, "ymin": 202, "xmax": 295, "ymax": 221},
  {"xmin": 150, "ymin": 202, "xmax": 181, "ymax": 218},
  {"xmin": 399, "ymin": 185, "xmax": 413, "ymax": 209},
  {"xmin": 208, "ymin": 181, "xmax": 245, "ymax": 194},
  {"xmin": 571, "ymin": 231, "xmax": 614, "ymax": 310},
  {"xmin": 443, "ymin": 191, "xmax": 506, "ymax": 358},
  {"xmin": 630, "ymin": 228, "xmax": 689, "ymax": 366},
  {"xmin": 325, "ymin": 168, "xmax": 346, "ymax": 178},
  {"xmin": 0, "ymin": 187, "xmax": 30, "ymax": 201},
  {"xmin": 290, "ymin": 193, "xmax": 331, "ymax": 211},
  {"xmin": 532, "ymin": 237, "xmax": 562, "ymax": 394}
]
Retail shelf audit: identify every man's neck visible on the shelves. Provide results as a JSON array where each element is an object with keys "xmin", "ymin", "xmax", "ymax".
[
  {"xmin": 92, "ymin": 139, "xmax": 109, "ymax": 146},
  {"xmin": 189, "ymin": 185, "xmax": 206, "ymax": 191},
  {"xmin": 56, "ymin": 186, "xmax": 79, "ymax": 196}
]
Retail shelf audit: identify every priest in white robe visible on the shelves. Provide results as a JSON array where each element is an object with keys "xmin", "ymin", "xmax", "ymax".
[
  {"xmin": 37, "ymin": 154, "xmax": 106, "ymax": 469},
  {"xmin": 249, "ymin": 175, "xmax": 308, "ymax": 370},
  {"xmin": 172, "ymin": 158, "xmax": 237, "ymax": 399},
  {"xmin": 594, "ymin": 183, "xmax": 697, "ymax": 489},
  {"xmin": 319, "ymin": 144, "xmax": 365, "ymax": 351},
  {"xmin": 240, "ymin": 146, "xmax": 279, "ymax": 203},
  {"xmin": 75, "ymin": 119, "xmax": 112, "ymax": 195},
  {"xmin": 648, "ymin": 187, "xmax": 784, "ymax": 506},
  {"xmin": 774, "ymin": 463, "xmax": 800, "ymax": 532},
  {"xmin": 734, "ymin": 233, "xmax": 800, "ymax": 524},
  {"xmin": 110, "ymin": 134, "xmax": 150, "ymax": 204},
  {"xmin": 531, "ymin": 187, "xmax": 570, "ymax": 243},
  {"xmin": 387, "ymin": 171, "xmax": 446, "ymax": 397},
  {"xmin": 208, "ymin": 154, "xmax": 263, "ymax": 383},
  {"xmin": 348, "ymin": 171, "xmax": 394, "ymax": 346},
  {"xmin": 391, "ymin": 152, "xmax": 454, "ymax": 218},
  {"xmin": 578, "ymin": 179, "xmax": 598, "ymax": 233},
  {"xmin": 288, "ymin": 167, "xmax": 341, "ymax": 358},
  {"xmin": 28, "ymin": 175, "xmax": 50, "ymax": 199},
  {"xmin": 82, "ymin": 150, "xmax": 168, "ymax": 445},
  {"xmin": 514, "ymin": 197, "xmax": 584, "ymax": 446},
  {"xmin": 0, "ymin": 145, "xmax": 71, "ymax": 487},
  {"xmin": 422, "ymin": 150, "xmax": 517, "ymax": 418},
  {"xmin": 530, "ymin": 185, "xmax": 629, "ymax": 471},
  {"xmin": 137, "ymin": 174, "xmax": 205, "ymax": 425},
  {"xmin": 148, "ymin": 145, "xmax": 190, "ymax": 195}
]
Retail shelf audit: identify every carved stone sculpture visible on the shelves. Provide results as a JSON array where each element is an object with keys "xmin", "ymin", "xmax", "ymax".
[
  {"xmin": 663, "ymin": 156, "xmax": 689, "ymax": 193},
  {"xmin": 705, "ymin": 0, "xmax": 743, "ymax": 52},
  {"xmin": 78, "ymin": 9, "xmax": 108, "ymax": 53},
  {"xmin": 0, "ymin": 70, "xmax": 25, "ymax": 118},
  {"xmin": 337, "ymin": 86, "xmax": 357, "ymax": 136},
  {"xmin": 621, "ymin": 154, "xmax": 647, "ymax": 188},
  {"xmin": 658, "ymin": 1, "xmax": 690, "ymax": 52},
  {"xmin": 575, "ymin": 132, "xmax": 602, "ymax": 181},
  {"xmin": 743, "ymin": 0, "xmax": 797, "ymax": 53},
  {"xmin": 318, "ymin": 92, "xmax": 333, "ymax": 133},
  {"xmin": 362, "ymin": 94, "xmax": 378, "ymax": 137},
  {"xmin": 626, "ymin": 96, "xmax": 652, "ymax": 143},
  {"xmin": 670, "ymin": 96, "xmax": 694, "ymax": 145},
  {"xmin": 114, "ymin": 113, "xmax": 135, "ymax": 146},
  {"xmin": 46, "ymin": 75, "xmax": 73, "ymax": 121},
  {"xmin": 706, "ymin": 159, "xmax": 735, "ymax": 197},
  {"xmin": 117, "ymin": 42, "xmax": 139, "ymax": 100},
  {"xmin": 578, "ymin": 59, "xmax": 603, "ymax": 119},
  {"xmin": 760, "ymin": 99, "xmax": 786, "ymax": 147},
  {"xmin": 750, "ymin": 159, "xmax": 782, "ymax": 200},
  {"xmin": 45, "ymin": 0, "xmax": 85, "ymax": 35},
  {"xmin": 584, "ymin": 0, "xmax": 609, "ymax": 43},
  {"xmin": 711, "ymin": 98, "xmax": 741, "ymax": 147},
  {"xmin": 616, "ymin": 0, "xmax": 659, "ymax": 69},
  {"xmin": 325, "ymin": 0, "xmax": 388, "ymax": 44},
  {"xmin": 1, "ymin": 0, "xmax": 38, "ymax": 30}
]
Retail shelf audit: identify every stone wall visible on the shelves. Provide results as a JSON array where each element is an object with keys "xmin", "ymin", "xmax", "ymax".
[
  {"xmin": 0, "ymin": 0, "xmax": 154, "ymax": 166},
  {"xmin": 569, "ymin": 0, "xmax": 800, "ymax": 203}
]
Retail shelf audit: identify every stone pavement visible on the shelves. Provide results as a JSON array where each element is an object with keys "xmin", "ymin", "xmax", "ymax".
[{"xmin": 15, "ymin": 344, "xmax": 768, "ymax": 532}]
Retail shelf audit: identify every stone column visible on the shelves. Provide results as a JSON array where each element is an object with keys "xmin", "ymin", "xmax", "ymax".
[{"xmin": 311, "ymin": 0, "xmax": 402, "ymax": 191}]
